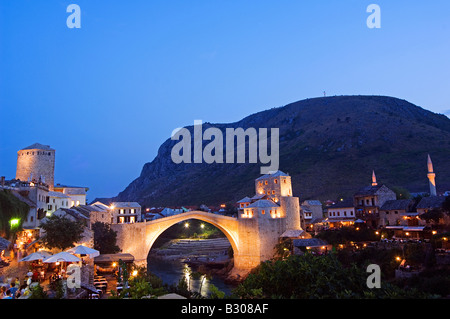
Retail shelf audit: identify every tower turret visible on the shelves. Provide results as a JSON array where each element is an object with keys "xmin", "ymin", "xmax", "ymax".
[
  {"xmin": 427, "ymin": 154, "xmax": 437, "ymax": 196},
  {"xmin": 372, "ymin": 170, "xmax": 378, "ymax": 186}
]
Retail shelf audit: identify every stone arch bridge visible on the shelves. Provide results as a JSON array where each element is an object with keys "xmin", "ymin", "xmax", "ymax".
[{"xmin": 111, "ymin": 208, "xmax": 301, "ymax": 273}]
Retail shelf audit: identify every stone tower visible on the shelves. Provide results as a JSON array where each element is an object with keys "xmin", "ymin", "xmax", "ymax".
[
  {"xmin": 427, "ymin": 154, "xmax": 437, "ymax": 196},
  {"xmin": 16, "ymin": 143, "xmax": 55, "ymax": 190},
  {"xmin": 236, "ymin": 170, "xmax": 303, "ymax": 269}
]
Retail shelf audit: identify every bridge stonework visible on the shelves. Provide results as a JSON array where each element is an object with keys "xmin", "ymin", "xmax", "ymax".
[{"xmin": 111, "ymin": 197, "xmax": 302, "ymax": 275}]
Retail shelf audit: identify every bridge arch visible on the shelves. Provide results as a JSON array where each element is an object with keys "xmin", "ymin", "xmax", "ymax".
[{"xmin": 143, "ymin": 211, "xmax": 240, "ymax": 261}]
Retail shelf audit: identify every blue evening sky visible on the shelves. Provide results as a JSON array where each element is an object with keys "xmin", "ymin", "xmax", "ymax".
[{"xmin": 1, "ymin": 1, "xmax": 449, "ymax": 200}]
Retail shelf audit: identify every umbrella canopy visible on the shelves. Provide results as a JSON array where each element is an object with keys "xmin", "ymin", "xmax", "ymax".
[
  {"xmin": 19, "ymin": 251, "xmax": 52, "ymax": 262},
  {"xmin": 43, "ymin": 251, "xmax": 80, "ymax": 263},
  {"xmin": 67, "ymin": 245, "xmax": 100, "ymax": 257}
]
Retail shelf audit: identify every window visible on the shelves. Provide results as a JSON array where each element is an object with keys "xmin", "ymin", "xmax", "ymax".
[
  {"xmin": 130, "ymin": 209, "xmax": 135, "ymax": 214},
  {"xmin": 130, "ymin": 216, "xmax": 135, "ymax": 223},
  {"xmin": 120, "ymin": 209, "xmax": 124, "ymax": 214},
  {"xmin": 344, "ymin": 211, "xmax": 347, "ymax": 216},
  {"xmin": 30, "ymin": 216, "xmax": 34, "ymax": 222},
  {"xmin": 119, "ymin": 217, "xmax": 125, "ymax": 224},
  {"xmin": 71, "ymin": 201, "xmax": 75, "ymax": 207},
  {"xmin": 274, "ymin": 179, "xmax": 278, "ymax": 184},
  {"xmin": 76, "ymin": 201, "xmax": 80, "ymax": 206},
  {"xmin": 265, "ymin": 181, "xmax": 268, "ymax": 185},
  {"xmin": 283, "ymin": 179, "xmax": 286, "ymax": 184},
  {"xmin": 261, "ymin": 210, "xmax": 265, "ymax": 215},
  {"xmin": 272, "ymin": 190, "xmax": 275, "ymax": 194}
]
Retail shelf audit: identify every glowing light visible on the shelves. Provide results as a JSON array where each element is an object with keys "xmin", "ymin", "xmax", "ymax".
[
  {"xmin": 396, "ymin": 256, "xmax": 401, "ymax": 261},
  {"xmin": 184, "ymin": 222, "xmax": 190, "ymax": 228},
  {"xmin": 112, "ymin": 262, "xmax": 117, "ymax": 267},
  {"xmin": 132, "ymin": 270, "xmax": 138, "ymax": 277},
  {"xmin": 405, "ymin": 232, "xmax": 409, "ymax": 236},
  {"xmin": 110, "ymin": 205, "xmax": 115, "ymax": 210},
  {"xmin": 9, "ymin": 219, "xmax": 20, "ymax": 228},
  {"xmin": 375, "ymin": 231, "xmax": 379, "ymax": 235},
  {"xmin": 200, "ymin": 224, "xmax": 205, "ymax": 229}
]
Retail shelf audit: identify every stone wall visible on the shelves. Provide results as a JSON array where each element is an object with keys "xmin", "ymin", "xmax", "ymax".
[{"xmin": 16, "ymin": 149, "xmax": 55, "ymax": 190}]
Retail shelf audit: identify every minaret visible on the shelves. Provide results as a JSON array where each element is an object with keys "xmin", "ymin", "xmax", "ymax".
[
  {"xmin": 427, "ymin": 154, "xmax": 437, "ymax": 196},
  {"xmin": 372, "ymin": 170, "xmax": 378, "ymax": 186}
]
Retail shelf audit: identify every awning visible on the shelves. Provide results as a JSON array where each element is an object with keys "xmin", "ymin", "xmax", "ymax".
[{"xmin": 94, "ymin": 253, "xmax": 135, "ymax": 264}]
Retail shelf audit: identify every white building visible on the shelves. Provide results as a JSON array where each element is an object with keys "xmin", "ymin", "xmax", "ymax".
[
  {"xmin": 110, "ymin": 202, "xmax": 142, "ymax": 224},
  {"xmin": 53, "ymin": 184, "xmax": 89, "ymax": 207}
]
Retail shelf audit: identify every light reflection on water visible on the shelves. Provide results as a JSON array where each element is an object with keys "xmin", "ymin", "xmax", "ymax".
[{"xmin": 147, "ymin": 257, "xmax": 233, "ymax": 297}]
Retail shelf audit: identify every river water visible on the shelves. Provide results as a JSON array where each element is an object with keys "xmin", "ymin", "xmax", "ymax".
[{"xmin": 147, "ymin": 257, "xmax": 234, "ymax": 297}]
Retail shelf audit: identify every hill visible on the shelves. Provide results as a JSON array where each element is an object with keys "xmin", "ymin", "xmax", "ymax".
[{"xmin": 112, "ymin": 95, "xmax": 450, "ymax": 206}]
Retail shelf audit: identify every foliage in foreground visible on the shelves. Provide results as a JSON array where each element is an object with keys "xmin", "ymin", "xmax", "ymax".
[{"xmin": 233, "ymin": 253, "xmax": 430, "ymax": 299}]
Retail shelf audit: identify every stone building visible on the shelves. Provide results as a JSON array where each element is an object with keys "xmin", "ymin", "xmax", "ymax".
[
  {"xmin": 354, "ymin": 171, "xmax": 396, "ymax": 228},
  {"xmin": 53, "ymin": 184, "xmax": 89, "ymax": 207},
  {"xmin": 300, "ymin": 200, "xmax": 323, "ymax": 230},
  {"xmin": 237, "ymin": 170, "xmax": 308, "ymax": 264},
  {"xmin": 326, "ymin": 199, "xmax": 356, "ymax": 228},
  {"xmin": 379, "ymin": 199, "xmax": 415, "ymax": 227},
  {"xmin": 110, "ymin": 202, "xmax": 142, "ymax": 224},
  {"xmin": 16, "ymin": 143, "xmax": 55, "ymax": 190}
]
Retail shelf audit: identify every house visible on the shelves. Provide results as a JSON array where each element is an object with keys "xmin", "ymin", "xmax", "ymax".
[
  {"xmin": 353, "ymin": 172, "xmax": 396, "ymax": 228},
  {"xmin": 326, "ymin": 199, "xmax": 356, "ymax": 228},
  {"xmin": 379, "ymin": 199, "xmax": 415, "ymax": 227},
  {"xmin": 300, "ymin": 200, "xmax": 323, "ymax": 231},
  {"xmin": 47, "ymin": 191, "xmax": 71, "ymax": 215},
  {"xmin": 110, "ymin": 202, "xmax": 142, "ymax": 224},
  {"xmin": 53, "ymin": 184, "xmax": 89, "ymax": 207}
]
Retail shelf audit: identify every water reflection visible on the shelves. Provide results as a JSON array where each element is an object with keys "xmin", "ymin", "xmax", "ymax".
[{"xmin": 147, "ymin": 257, "xmax": 233, "ymax": 297}]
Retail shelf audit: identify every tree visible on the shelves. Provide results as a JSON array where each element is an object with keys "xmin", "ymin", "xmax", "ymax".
[
  {"xmin": 0, "ymin": 189, "xmax": 29, "ymax": 239},
  {"xmin": 391, "ymin": 186, "xmax": 412, "ymax": 200},
  {"xmin": 40, "ymin": 215, "xmax": 84, "ymax": 251},
  {"xmin": 92, "ymin": 222, "xmax": 121, "ymax": 254},
  {"xmin": 233, "ymin": 253, "xmax": 428, "ymax": 299}
]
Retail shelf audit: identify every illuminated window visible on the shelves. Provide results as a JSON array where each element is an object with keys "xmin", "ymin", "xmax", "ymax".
[
  {"xmin": 274, "ymin": 179, "xmax": 278, "ymax": 184},
  {"xmin": 76, "ymin": 201, "xmax": 80, "ymax": 206},
  {"xmin": 119, "ymin": 217, "xmax": 125, "ymax": 224},
  {"xmin": 130, "ymin": 209, "xmax": 135, "ymax": 214},
  {"xmin": 265, "ymin": 181, "xmax": 268, "ymax": 185},
  {"xmin": 261, "ymin": 210, "xmax": 265, "ymax": 215},
  {"xmin": 120, "ymin": 209, "xmax": 124, "ymax": 214},
  {"xmin": 272, "ymin": 190, "xmax": 275, "ymax": 194},
  {"xmin": 130, "ymin": 216, "xmax": 135, "ymax": 223}
]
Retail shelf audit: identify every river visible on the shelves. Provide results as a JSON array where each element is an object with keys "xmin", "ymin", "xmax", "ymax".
[{"xmin": 147, "ymin": 256, "xmax": 235, "ymax": 297}]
